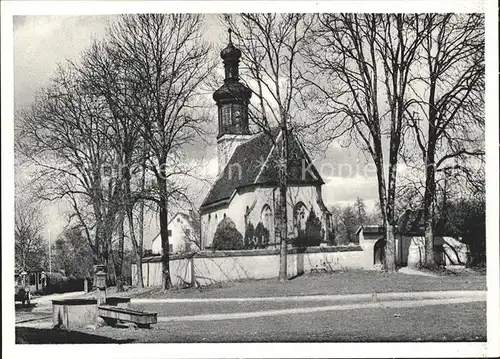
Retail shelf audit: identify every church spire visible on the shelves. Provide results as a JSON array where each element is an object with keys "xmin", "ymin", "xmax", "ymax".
[
  {"xmin": 213, "ymin": 27, "xmax": 253, "ymax": 172},
  {"xmin": 220, "ymin": 28, "xmax": 242, "ymax": 81}
]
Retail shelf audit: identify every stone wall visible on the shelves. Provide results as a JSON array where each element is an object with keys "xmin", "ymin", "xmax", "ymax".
[{"xmin": 131, "ymin": 246, "xmax": 366, "ymax": 287}]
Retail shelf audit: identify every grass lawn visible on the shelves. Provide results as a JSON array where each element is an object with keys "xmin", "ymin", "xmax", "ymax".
[
  {"xmin": 15, "ymin": 270, "xmax": 486, "ymax": 344},
  {"xmin": 17, "ymin": 301, "xmax": 485, "ymax": 343},
  {"xmin": 126, "ymin": 269, "xmax": 486, "ymax": 299}
]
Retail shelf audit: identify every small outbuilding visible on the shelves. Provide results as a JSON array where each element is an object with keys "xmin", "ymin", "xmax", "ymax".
[
  {"xmin": 15, "ymin": 268, "xmax": 47, "ymax": 293},
  {"xmin": 356, "ymin": 209, "xmax": 468, "ymax": 268}
]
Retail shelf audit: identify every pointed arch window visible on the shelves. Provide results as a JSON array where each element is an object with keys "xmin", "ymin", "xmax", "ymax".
[
  {"xmin": 293, "ymin": 202, "xmax": 308, "ymax": 235},
  {"xmin": 261, "ymin": 204, "xmax": 273, "ymax": 232}
]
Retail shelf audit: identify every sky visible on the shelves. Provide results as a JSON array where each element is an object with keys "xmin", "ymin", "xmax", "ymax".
[{"xmin": 13, "ymin": 15, "xmax": 380, "ymax": 246}]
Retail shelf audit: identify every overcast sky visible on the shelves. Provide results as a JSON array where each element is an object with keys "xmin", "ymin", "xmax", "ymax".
[{"xmin": 14, "ymin": 15, "xmax": 380, "ymax": 245}]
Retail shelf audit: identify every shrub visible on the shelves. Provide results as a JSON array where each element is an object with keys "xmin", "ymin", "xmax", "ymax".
[
  {"xmin": 255, "ymin": 222, "xmax": 270, "ymax": 249},
  {"xmin": 213, "ymin": 217, "xmax": 244, "ymax": 250},
  {"xmin": 293, "ymin": 228, "xmax": 308, "ymax": 248},
  {"xmin": 293, "ymin": 209, "xmax": 322, "ymax": 247},
  {"xmin": 43, "ymin": 272, "xmax": 83, "ymax": 294},
  {"xmin": 305, "ymin": 209, "xmax": 322, "ymax": 246},
  {"xmin": 327, "ymin": 228, "xmax": 336, "ymax": 246},
  {"xmin": 441, "ymin": 197, "xmax": 486, "ymax": 268},
  {"xmin": 44, "ymin": 272, "xmax": 68, "ymax": 294},
  {"xmin": 244, "ymin": 222, "xmax": 255, "ymax": 249}
]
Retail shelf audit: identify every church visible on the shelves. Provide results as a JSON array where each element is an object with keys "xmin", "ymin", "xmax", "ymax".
[{"xmin": 199, "ymin": 32, "xmax": 332, "ymax": 249}]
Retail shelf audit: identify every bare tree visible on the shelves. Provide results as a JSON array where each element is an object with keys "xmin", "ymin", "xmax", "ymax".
[
  {"xmin": 16, "ymin": 63, "xmax": 123, "ymax": 269},
  {"xmin": 305, "ymin": 14, "xmax": 426, "ymax": 271},
  {"xmin": 52, "ymin": 227, "xmax": 94, "ymax": 278},
  {"xmin": 79, "ymin": 37, "xmax": 149, "ymax": 291},
  {"xmin": 15, "ymin": 196, "xmax": 47, "ymax": 272},
  {"xmin": 223, "ymin": 13, "xmax": 314, "ymax": 280},
  {"xmin": 16, "ymin": 15, "xmax": 214, "ymax": 291},
  {"xmin": 406, "ymin": 14, "xmax": 484, "ymax": 268},
  {"xmin": 354, "ymin": 196, "xmax": 367, "ymax": 227},
  {"xmin": 106, "ymin": 14, "xmax": 214, "ymax": 289}
]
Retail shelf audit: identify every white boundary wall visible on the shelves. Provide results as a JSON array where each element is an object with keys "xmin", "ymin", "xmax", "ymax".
[{"xmin": 131, "ymin": 246, "xmax": 367, "ymax": 287}]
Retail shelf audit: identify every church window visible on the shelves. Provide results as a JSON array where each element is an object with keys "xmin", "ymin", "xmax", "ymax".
[
  {"xmin": 293, "ymin": 202, "xmax": 308, "ymax": 235},
  {"xmin": 232, "ymin": 103, "xmax": 244, "ymax": 130},
  {"xmin": 222, "ymin": 106, "xmax": 232, "ymax": 129},
  {"xmin": 261, "ymin": 205, "xmax": 273, "ymax": 232},
  {"xmin": 224, "ymin": 213, "xmax": 226, "ymax": 219},
  {"xmin": 218, "ymin": 107, "xmax": 222, "ymax": 131}
]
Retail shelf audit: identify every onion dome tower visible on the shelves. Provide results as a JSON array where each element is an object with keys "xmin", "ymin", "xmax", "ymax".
[{"xmin": 213, "ymin": 29, "xmax": 253, "ymax": 174}]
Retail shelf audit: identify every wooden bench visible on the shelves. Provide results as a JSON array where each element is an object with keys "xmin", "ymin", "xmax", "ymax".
[
  {"xmin": 310, "ymin": 265, "xmax": 328, "ymax": 273},
  {"xmin": 97, "ymin": 305, "xmax": 158, "ymax": 329}
]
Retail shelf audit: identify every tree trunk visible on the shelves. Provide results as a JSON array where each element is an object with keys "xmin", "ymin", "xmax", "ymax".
[
  {"xmin": 373, "ymin": 155, "xmax": 396, "ymax": 272},
  {"xmin": 136, "ymin": 161, "xmax": 146, "ymax": 288},
  {"xmin": 160, "ymin": 205, "xmax": 171, "ymax": 289},
  {"xmin": 114, "ymin": 211, "xmax": 125, "ymax": 292},
  {"xmin": 278, "ymin": 126, "xmax": 288, "ymax": 281},
  {"xmin": 385, "ymin": 222, "xmax": 396, "ymax": 271},
  {"xmin": 385, "ymin": 148, "xmax": 398, "ymax": 272},
  {"xmin": 136, "ymin": 197, "xmax": 145, "ymax": 288},
  {"xmin": 135, "ymin": 259, "xmax": 144, "ymax": 289},
  {"xmin": 423, "ymin": 42, "xmax": 438, "ymax": 269},
  {"xmin": 96, "ymin": 228, "xmax": 108, "ymax": 269},
  {"xmin": 127, "ymin": 204, "xmax": 144, "ymax": 289},
  {"xmin": 125, "ymin": 159, "xmax": 145, "ymax": 289},
  {"xmin": 156, "ymin": 162, "xmax": 172, "ymax": 290},
  {"xmin": 423, "ymin": 151, "xmax": 437, "ymax": 268}
]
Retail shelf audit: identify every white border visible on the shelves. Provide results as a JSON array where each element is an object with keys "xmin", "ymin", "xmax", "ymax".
[{"xmin": 2, "ymin": 1, "xmax": 498, "ymax": 358}]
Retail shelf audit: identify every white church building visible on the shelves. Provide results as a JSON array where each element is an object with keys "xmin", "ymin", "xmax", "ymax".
[{"xmin": 199, "ymin": 32, "xmax": 332, "ymax": 249}]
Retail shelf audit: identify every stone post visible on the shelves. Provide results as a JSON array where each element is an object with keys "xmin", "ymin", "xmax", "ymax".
[
  {"xmin": 95, "ymin": 267, "xmax": 107, "ymax": 306},
  {"xmin": 190, "ymin": 256, "xmax": 196, "ymax": 287}
]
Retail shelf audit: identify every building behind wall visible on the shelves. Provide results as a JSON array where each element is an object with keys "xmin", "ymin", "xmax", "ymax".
[
  {"xmin": 356, "ymin": 209, "xmax": 469, "ymax": 268},
  {"xmin": 151, "ymin": 212, "xmax": 200, "ymax": 255}
]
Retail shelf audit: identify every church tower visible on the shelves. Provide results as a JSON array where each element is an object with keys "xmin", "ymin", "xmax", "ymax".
[{"xmin": 213, "ymin": 29, "xmax": 253, "ymax": 174}]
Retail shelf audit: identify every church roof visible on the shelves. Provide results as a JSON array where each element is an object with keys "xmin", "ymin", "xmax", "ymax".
[
  {"xmin": 213, "ymin": 80, "xmax": 252, "ymax": 103},
  {"xmin": 200, "ymin": 128, "xmax": 324, "ymax": 210}
]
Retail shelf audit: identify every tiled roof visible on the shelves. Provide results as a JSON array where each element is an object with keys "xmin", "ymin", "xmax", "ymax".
[
  {"xmin": 355, "ymin": 210, "xmax": 450, "ymax": 237},
  {"xmin": 396, "ymin": 209, "xmax": 448, "ymax": 236},
  {"xmin": 200, "ymin": 128, "xmax": 324, "ymax": 209},
  {"xmin": 356, "ymin": 225, "xmax": 384, "ymax": 235}
]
